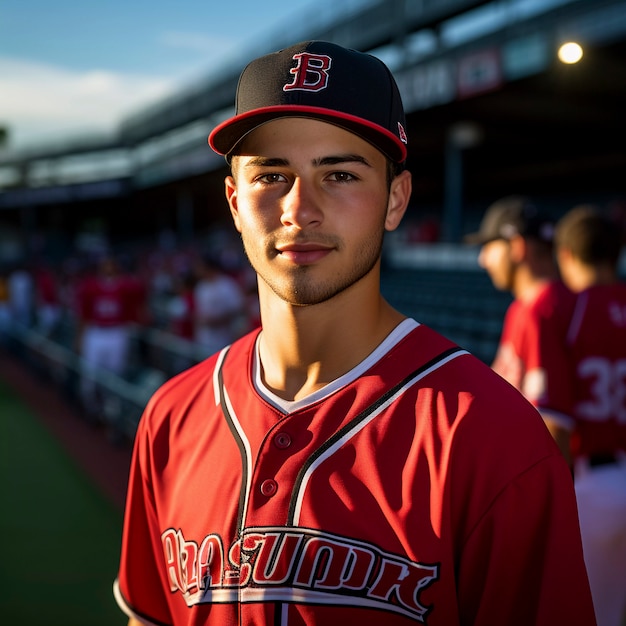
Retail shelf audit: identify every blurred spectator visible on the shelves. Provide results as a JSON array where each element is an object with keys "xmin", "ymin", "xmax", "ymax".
[
  {"xmin": 193, "ymin": 253, "xmax": 246, "ymax": 356},
  {"xmin": 34, "ymin": 261, "xmax": 62, "ymax": 337},
  {"xmin": 123, "ymin": 255, "xmax": 150, "ymax": 327},
  {"xmin": 167, "ymin": 270, "xmax": 196, "ymax": 341},
  {"xmin": 149, "ymin": 252, "xmax": 176, "ymax": 300},
  {"xmin": 464, "ymin": 195, "xmax": 576, "ymax": 462},
  {"xmin": 75, "ymin": 254, "xmax": 145, "ymax": 414},
  {"xmin": 57, "ymin": 256, "xmax": 84, "ymax": 326},
  {"xmin": 8, "ymin": 261, "xmax": 34, "ymax": 327},
  {"xmin": 555, "ymin": 205, "xmax": 626, "ymax": 626}
]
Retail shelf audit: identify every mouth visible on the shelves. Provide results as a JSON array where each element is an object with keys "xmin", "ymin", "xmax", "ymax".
[{"xmin": 275, "ymin": 242, "xmax": 334, "ymax": 265}]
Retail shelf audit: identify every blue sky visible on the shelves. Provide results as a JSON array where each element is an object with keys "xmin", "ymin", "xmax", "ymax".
[{"xmin": 0, "ymin": 0, "xmax": 350, "ymax": 150}]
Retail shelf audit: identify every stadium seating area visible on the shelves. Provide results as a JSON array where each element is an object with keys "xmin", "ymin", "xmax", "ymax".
[
  {"xmin": 3, "ymin": 262, "xmax": 511, "ymax": 442},
  {"xmin": 381, "ymin": 267, "xmax": 511, "ymax": 365}
]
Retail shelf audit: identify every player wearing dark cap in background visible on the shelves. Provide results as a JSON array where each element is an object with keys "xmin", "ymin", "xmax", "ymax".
[
  {"xmin": 114, "ymin": 42, "xmax": 595, "ymax": 625},
  {"xmin": 555, "ymin": 205, "xmax": 626, "ymax": 626},
  {"xmin": 465, "ymin": 195, "xmax": 576, "ymax": 462}
]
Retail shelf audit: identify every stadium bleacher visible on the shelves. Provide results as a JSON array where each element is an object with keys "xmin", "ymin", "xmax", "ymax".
[
  {"xmin": 381, "ymin": 267, "xmax": 511, "ymax": 364},
  {"xmin": 1, "ymin": 252, "xmax": 511, "ymax": 445}
]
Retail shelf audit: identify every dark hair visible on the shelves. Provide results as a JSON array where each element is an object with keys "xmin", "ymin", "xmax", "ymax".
[
  {"xmin": 555, "ymin": 205, "xmax": 623, "ymax": 267},
  {"xmin": 386, "ymin": 159, "xmax": 404, "ymax": 189}
]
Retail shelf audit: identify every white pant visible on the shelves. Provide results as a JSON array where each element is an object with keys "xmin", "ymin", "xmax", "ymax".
[
  {"xmin": 80, "ymin": 325, "xmax": 131, "ymax": 404},
  {"xmin": 575, "ymin": 456, "xmax": 626, "ymax": 626}
]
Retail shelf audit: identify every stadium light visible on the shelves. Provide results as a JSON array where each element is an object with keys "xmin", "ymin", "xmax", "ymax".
[{"xmin": 558, "ymin": 42, "xmax": 583, "ymax": 64}]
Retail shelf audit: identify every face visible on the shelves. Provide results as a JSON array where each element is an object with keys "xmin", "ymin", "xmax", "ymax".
[
  {"xmin": 478, "ymin": 238, "xmax": 515, "ymax": 291},
  {"xmin": 225, "ymin": 117, "xmax": 411, "ymax": 306}
]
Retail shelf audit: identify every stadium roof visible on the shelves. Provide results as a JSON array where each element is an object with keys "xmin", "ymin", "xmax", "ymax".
[{"xmin": 1, "ymin": 0, "xmax": 624, "ymax": 221}]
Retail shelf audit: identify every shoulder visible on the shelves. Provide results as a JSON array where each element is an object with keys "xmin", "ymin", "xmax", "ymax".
[
  {"xmin": 396, "ymin": 327, "xmax": 563, "ymax": 515},
  {"xmin": 407, "ymin": 324, "xmax": 541, "ymax": 417},
  {"xmin": 140, "ymin": 331, "xmax": 258, "ymax": 433},
  {"xmin": 441, "ymin": 353, "xmax": 564, "ymax": 494},
  {"xmin": 414, "ymin": 325, "xmax": 555, "ymax": 446}
]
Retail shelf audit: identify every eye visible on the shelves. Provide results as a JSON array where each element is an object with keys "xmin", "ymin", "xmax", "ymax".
[
  {"xmin": 327, "ymin": 171, "xmax": 357, "ymax": 183},
  {"xmin": 255, "ymin": 172, "xmax": 287, "ymax": 185}
]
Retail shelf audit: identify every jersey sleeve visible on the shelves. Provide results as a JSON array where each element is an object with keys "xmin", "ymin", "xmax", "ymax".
[
  {"xmin": 114, "ymin": 405, "xmax": 174, "ymax": 625},
  {"xmin": 456, "ymin": 453, "xmax": 596, "ymax": 625}
]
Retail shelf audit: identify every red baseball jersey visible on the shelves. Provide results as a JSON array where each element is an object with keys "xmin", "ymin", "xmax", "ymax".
[
  {"xmin": 491, "ymin": 280, "xmax": 576, "ymax": 427},
  {"xmin": 115, "ymin": 320, "xmax": 595, "ymax": 625},
  {"xmin": 77, "ymin": 276, "xmax": 136, "ymax": 326},
  {"xmin": 566, "ymin": 283, "xmax": 626, "ymax": 459}
]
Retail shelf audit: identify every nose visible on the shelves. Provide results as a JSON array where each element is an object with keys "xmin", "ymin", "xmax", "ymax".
[{"xmin": 280, "ymin": 177, "xmax": 323, "ymax": 229}]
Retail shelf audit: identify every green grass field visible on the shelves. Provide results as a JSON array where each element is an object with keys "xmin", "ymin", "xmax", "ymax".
[{"xmin": 0, "ymin": 379, "xmax": 128, "ymax": 625}]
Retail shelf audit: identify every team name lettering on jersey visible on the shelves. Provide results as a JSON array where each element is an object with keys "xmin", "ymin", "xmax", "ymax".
[{"xmin": 161, "ymin": 526, "xmax": 439, "ymax": 622}]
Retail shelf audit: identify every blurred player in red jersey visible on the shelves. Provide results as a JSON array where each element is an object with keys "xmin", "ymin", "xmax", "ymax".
[
  {"xmin": 465, "ymin": 196, "xmax": 576, "ymax": 462},
  {"xmin": 76, "ymin": 253, "xmax": 144, "ymax": 413},
  {"xmin": 555, "ymin": 205, "xmax": 626, "ymax": 626},
  {"xmin": 114, "ymin": 42, "xmax": 595, "ymax": 626}
]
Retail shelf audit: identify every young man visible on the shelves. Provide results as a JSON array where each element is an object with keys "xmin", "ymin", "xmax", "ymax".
[
  {"xmin": 555, "ymin": 205, "xmax": 626, "ymax": 626},
  {"xmin": 114, "ymin": 41, "xmax": 595, "ymax": 625},
  {"xmin": 464, "ymin": 196, "xmax": 576, "ymax": 462}
]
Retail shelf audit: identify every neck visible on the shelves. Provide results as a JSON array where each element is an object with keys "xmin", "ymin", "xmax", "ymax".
[
  {"xmin": 256, "ymin": 278, "xmax": 405, "ymax": 402},
  {"xmin": 512, "ymin": 261, "xmax": 558, "ymax": 301},
  {"xmin": 569, "ymin": 264, "xmax": 616, "ymax": 292}
]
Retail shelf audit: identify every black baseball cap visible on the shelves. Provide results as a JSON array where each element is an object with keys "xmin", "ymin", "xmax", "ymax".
[
  {"xmin": 208, "ymin": 40, "xmax": 408, "ymax": 163},
  {"xmin": 464, "ymin": 195, "xmax": 555, "ymax": 245}
]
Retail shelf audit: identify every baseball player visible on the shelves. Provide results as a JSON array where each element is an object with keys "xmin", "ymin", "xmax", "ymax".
[
  {"xmin": 555, "ymin": 206, "xmax": 626, "ymax": 626},
  {"xmin": 76, "ymin": 254, "xmax": 143, "ymax": 411},
  {"xmin": 464, "ymin": 196, "xmax": 576, "ymax": 462},
  {"xmin": 114, "ymin": 41, "xmax": 595, "ymax": 625}
]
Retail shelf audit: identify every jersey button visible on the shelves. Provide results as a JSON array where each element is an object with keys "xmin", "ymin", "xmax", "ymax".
[
  {"xmin": 273, "ymin": 432, "xmax": 292, "ymax": 449},
  {"xmin": 260, "ymin": 479, "xmax": 278, "ymax": 497}
]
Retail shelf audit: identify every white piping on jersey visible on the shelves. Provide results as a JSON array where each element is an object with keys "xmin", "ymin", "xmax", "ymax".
[
  {"xmin": 213, "ymin": 345, "xmax": 254, "ymax": 529},
  {"xmin": 290, "ymin": 347, "xmax": 468, "ymax": 525},
  {"xmin": 212, "ymin": 347, "xmax": 230, "ymax": 406},
  {"xmin": 113, "ymin": 579, "xmax": 163, "ymax": 626},
  {"xmin": 222, "ymin": 384, "xmax": 254, "ymax": 527},
  {"xmin": 253, "ymin": 318, "xmax": 421, "ymax": 413}
]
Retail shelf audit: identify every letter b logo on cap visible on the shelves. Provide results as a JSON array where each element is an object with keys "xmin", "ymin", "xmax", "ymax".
[{"xmin": 284, "ymin": 53, "xmax": 331, "ymax": 92}]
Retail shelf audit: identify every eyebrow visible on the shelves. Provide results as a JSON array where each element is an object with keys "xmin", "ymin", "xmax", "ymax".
[
  {"xmin": 243, "ymin": 156, "xmax": 288, "ymax": 168},
  {"xmin": 242, "ymin": 154, "xmax": 373, "ymax": 169},
  {"xmin": 313, "ymin": 154, "xmax": 373, "ymax": 168}
]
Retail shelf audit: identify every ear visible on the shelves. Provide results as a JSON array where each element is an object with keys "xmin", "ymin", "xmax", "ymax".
[
  {"xmin": 224, "ymin": 175, "xmax": 242, "ymax": 233},
  {"xmin": 385, "ymin": 169, "xmax": 412, "ymax": 232}
]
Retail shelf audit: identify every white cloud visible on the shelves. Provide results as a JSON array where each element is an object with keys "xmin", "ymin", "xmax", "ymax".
[{"xmin": 0, "ymin": 57, "xmax": 176, "ymax": 150}]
